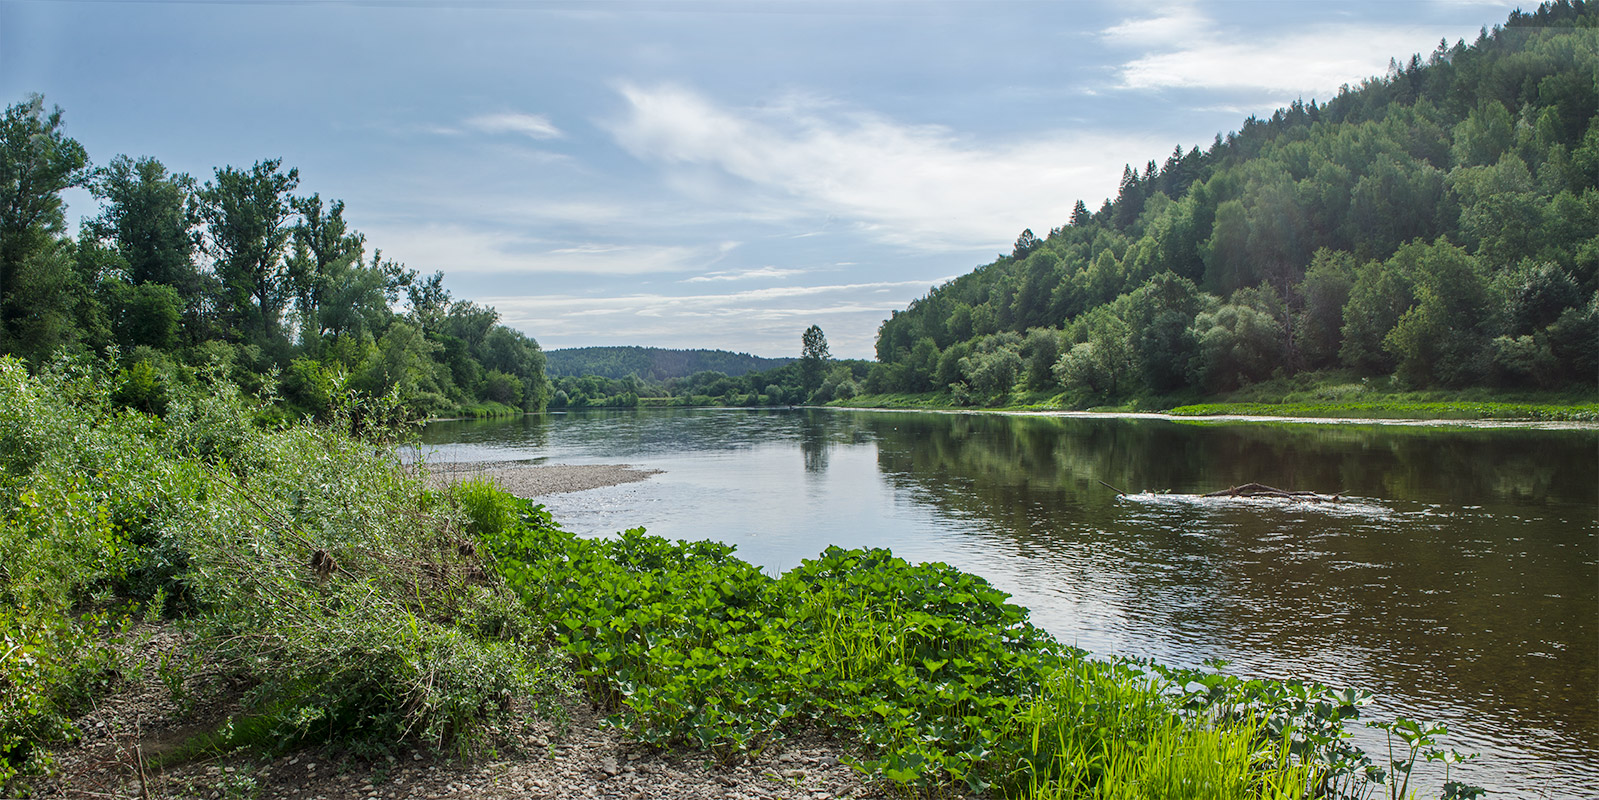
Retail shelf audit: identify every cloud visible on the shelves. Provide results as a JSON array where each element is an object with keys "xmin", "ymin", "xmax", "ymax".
[
  {"xmin": 362, "ymin": 222, "xmax": 730, "ymax": 275},
  {"xmin": 683, "ymin": 266, "xmax": 808, "ymax": 283},
  {"xmin": 607, "ymin": 83, "xmax": 1167, "ymax": 252},
  {"xmin": 464, "ymin": 111, "xmax": 563, "ymax": 140},
  {"xmin": 1105, "ymin": 7, "xmax": 1450, "ymax": 98},
  {"xmin": 1101, "ymin": 5, "xmax": 1213, "ymax": 48}
]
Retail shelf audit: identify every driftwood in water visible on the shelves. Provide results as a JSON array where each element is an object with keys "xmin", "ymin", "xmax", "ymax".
[{"xmin": 1201, "ymin": 482, "xmax": 1343, "ymax": 502}]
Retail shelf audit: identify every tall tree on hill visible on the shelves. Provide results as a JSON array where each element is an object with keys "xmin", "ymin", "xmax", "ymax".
[
  {"xmin": 1069, "ymin": 200, "xmax": 1091, "ymax": 227},
  {"xmin": 0, "ymin": 95, "xmax": 90, "ymax": 360},
  {"xmin": 193, "ymin": 159, "xmax": 300, "ymax": 349}
]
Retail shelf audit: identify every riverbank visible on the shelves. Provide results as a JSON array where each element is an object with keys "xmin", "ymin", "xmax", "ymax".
[{"xmin": 832, "ymin": 390, "xmax": 1599, "ymax": 424}]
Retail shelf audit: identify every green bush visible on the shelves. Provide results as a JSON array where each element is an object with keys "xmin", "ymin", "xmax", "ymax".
[
  {"xmin": 0, "ymin": 356, "xmax": 571, "ymax": 772},
  {"xmin": 0, "ymin": 609, "xmax": 121, "ymax": 788}
]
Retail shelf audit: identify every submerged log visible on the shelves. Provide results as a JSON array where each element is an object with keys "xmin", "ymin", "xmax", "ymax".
[{"xmin": 1201, "ymin": 482, "xmax": 1343, "ymax": 502}]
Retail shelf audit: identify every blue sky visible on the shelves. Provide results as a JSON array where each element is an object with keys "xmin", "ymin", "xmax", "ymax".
[{"xmin": 2, "ymin": 0, "xmax": 1522, "ymax": 358}]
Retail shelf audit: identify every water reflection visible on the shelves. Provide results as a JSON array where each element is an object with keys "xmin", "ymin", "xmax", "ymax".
[{"xmin": 418, "ymin": 409, "xmax": 1597, "ymax": 797}]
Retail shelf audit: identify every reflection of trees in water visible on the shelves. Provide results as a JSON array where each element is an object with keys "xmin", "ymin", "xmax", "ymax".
[
  {"xmin": 866, "ymin": 415, "xmax": 1593, "ymax": 509},
  {"xmin": 798, "ymin": 410, "xmax": 830, "ymax": 473},
  {"xmin": 864, "ymin": 412, "xmax": 1598, "ymax": 745},
  {"xmin": 419, "ymin": 414, "xmax": 553, "ymax": 451}
]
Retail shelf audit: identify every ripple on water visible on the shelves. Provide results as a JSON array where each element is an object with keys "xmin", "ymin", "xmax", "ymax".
[{"xmin": 1118, "ymin": 491, "xmax": 1398, "ymax": 521}]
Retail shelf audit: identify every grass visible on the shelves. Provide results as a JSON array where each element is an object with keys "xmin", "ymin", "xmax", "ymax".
[{"xmin": 1164, "ymin": 400, "xmax": 1599, "ymax": 421}]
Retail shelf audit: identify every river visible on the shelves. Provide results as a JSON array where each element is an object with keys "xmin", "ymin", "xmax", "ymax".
[{"xmin": 418, "ymin": 407, "xmax": 1597, "ymax": 799}]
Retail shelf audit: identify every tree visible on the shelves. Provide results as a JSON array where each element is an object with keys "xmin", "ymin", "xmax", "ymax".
[
  {"xmin": 1341, "ymin": 252, "xmax": 1417, "ymax": 375},
  {"xmin": 1120, "ymin": 272, "xmax": 1205, "ymax": 393},
  {"xmin": 799, "ymin": 324, "xmax": 830, "ymax": 392},
  {"xmin": 1069, "ymin": 200, "xmax": 1091, "ymax": 227},
  {"xmin": 0, "ymin": 95, "xmax": 90, "ymax": 358},
  {"xmin": 89, "ymin": 155, "xmax": 196, "ymax": 290},
  {"xmin": 193, "ymin": 159, "xmax": 300, "ymax": 348},
  {"xmin": 1011, "ymin": 228, "xmax": 1041, "ymax": 259},
  {"xmin": 287, "ymin": 194, "xmax": 366, "ymax": 346},
  {"xmin": 1293, "ymin": 249, "xmax": 1356, "ymax": 369},
  {"xmin": 1383, "ymin": 240, "xmax": 1492, "ymax": 386}
]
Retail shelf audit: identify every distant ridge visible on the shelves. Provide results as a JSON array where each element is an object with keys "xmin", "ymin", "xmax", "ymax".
[{"xmin": 546, "ymin": 346, "xmax": 794, "ymax": 380}]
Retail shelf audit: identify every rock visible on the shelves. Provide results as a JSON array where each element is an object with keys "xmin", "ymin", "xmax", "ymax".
[{"xmin": 599, "ymin": 755, "xmax": 621, "ymax": 777}]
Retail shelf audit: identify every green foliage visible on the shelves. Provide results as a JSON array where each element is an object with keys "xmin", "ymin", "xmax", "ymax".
[
  {"xmin": 476, "ymin": 486, "xmax": 1479, "ymax": 798},
  {"xmin": 1167, "ymin": 399, "xmax": 1599, "ymax": 422},
  {"xmin": 873, "ymin": 13, "xmax": 1599, "ymax": 399},
  {"xmin": 1, "ymin": 94, "xmax": 551, "ymax": 421},
  {"xmin": 0, "ymin": 95, "xmax": 92, "ymax": 362},
  {"xmin": 0, "ymin": 609, "xmax": 122, "ymax": 787},
  {"xmin": 0, "ymin": 357, "xmax": 570, "ymax": 780}
]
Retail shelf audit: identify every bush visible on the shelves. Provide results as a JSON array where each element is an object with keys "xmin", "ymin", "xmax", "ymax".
[{"xmin": 0, "ymin": 356, "xmax": 571, "ymax": 770}]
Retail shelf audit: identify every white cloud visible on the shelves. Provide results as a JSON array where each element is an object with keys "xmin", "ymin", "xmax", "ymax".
[
  {"xmin": 683, "ymin": 266, "xmax": 808, "ymax": 283},
  {"xmin": 607, "ymin": 83, "xmax": 1166, "ymax": 252},
  {"xmin": 464, "ymin": 112, "xmax": 563, "ymax": 140},
  {"xmin": 1101, "ymin": 5, "xmax": 1213, "ymax": 48},
  {"xmin": 362, "ymin": 222, "xmax": 729, "ymax": 275},
  {"xmin": 1112, "ymin": 22, "xmax": 1449, "ymax": 97}
]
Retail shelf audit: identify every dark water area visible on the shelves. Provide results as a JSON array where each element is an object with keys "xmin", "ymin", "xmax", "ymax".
[{"xmin": 418, "ymin": 408, "xmax": 1598, "ymax": 798}]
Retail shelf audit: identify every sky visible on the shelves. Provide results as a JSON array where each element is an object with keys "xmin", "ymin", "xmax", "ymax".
[{"xmin": 1, "ymin": 0, "xmax": 1525, "ymax": 358}]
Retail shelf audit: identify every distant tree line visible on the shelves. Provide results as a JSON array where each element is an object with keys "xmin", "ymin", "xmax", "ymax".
[
  {"xmin": 0, "ymin": 95, "xmax": 549, "ymax": 419},
  {"xmin": 872, "ymin": 3, "xmax": 1597, "ymax": 404},
  {"xmin": 549, "ymin": 326, "xmax": 869, "ymax": 408},
  {"xmin": 545, "ymin": 346, "xmax": 794, "ymax": 381}
]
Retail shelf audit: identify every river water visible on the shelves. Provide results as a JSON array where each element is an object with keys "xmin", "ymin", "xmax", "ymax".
[{"xmin": 418, "ymin": 408, "xmax": 1597, "ymax": 798}]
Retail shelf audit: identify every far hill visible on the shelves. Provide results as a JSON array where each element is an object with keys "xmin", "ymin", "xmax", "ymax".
[{"xmin": 546, "ymin": 346, "xmax": 794, "ymax": 380}]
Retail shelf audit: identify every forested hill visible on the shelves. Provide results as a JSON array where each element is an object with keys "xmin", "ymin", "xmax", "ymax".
[
  {"xmin": 870, "ymin": 2, "xmax": 1598, "ymax": 404},
  {"xmin": 546, "ymin": 346, "xmax": 793, "ymax": 380}
]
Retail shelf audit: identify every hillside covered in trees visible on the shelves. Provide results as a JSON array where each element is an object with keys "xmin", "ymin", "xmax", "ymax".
[
  {"xmin": 870, "ymin": 3, "xmax": 1598, "ymax": 406},
  {"xmin": 0, "ymin": 98, "xmax": 550, "ymax": 420},
  {"xmin": 546, "ymin": 346, "xmax": 793, "ymax": 380}
]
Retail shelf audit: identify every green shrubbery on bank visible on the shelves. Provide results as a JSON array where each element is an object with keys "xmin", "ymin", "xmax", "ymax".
[
  {"xmin": 0, "ymin": 355, "xmax": 572, "ymax": 789},
  {"xmin": 835, "ymin": 369, "xmax": 1599, "ymax": 422},
  {"xmin": 1, "ymin": 355, "xmax": 1483, "ymax": 798}
]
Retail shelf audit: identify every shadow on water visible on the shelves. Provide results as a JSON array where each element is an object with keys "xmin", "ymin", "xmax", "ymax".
[{"xmin": 420, "ymin": 408, "xmax": 1597, "ymax": 798}]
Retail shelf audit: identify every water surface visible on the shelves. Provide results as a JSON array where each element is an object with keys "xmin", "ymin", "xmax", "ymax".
[{"xmin": 419, "ymin": 408, "xmax": 1597, "ymax": 798}]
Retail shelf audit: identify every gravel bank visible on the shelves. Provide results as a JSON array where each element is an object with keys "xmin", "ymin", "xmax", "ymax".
[{"xmin": 422, "ymin": 462, "xmax": 663, "ymax": 498}]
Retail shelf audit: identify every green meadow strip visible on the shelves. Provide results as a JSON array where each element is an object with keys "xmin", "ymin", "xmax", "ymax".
[{"xmin": 1165, "ymin": 401, "xmax": 1599, "ymax": 421}]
